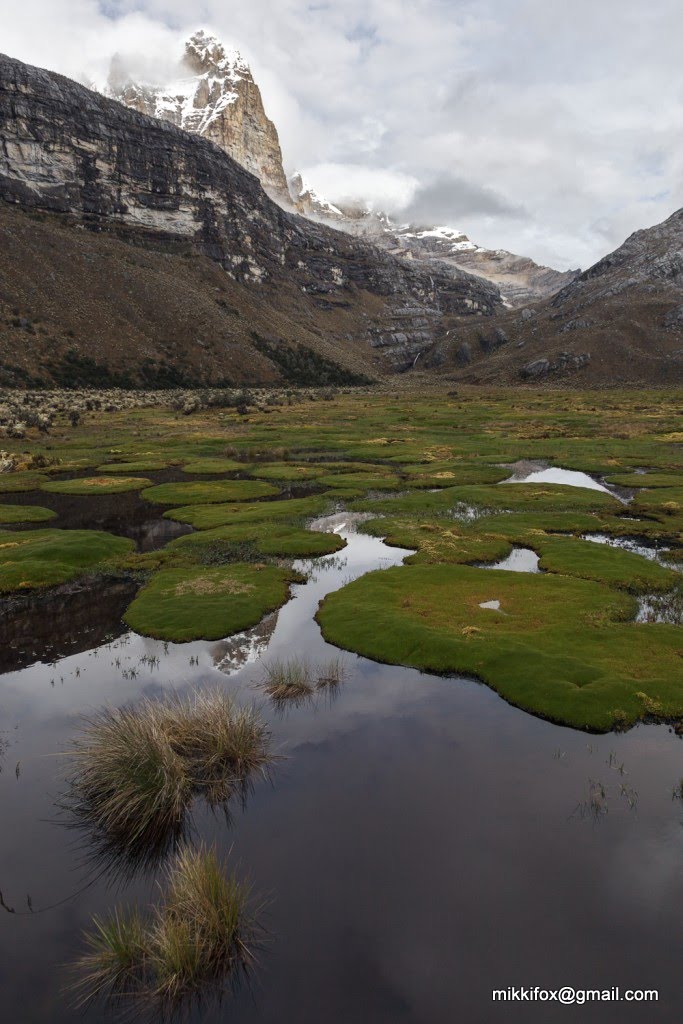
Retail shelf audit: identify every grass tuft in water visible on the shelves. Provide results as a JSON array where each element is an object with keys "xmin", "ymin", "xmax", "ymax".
[
  {"xmin": 64, "ymin": 691, "xmax": 272, "ymax": 874},
  {"xmin": 70, "ymin": 845, "xmax": 258, "ymax": 1017},
  {"xmin": 261, "ymin": 655, "xmax": 350, "ymax": 706},
  {"xmin": 70, "ymin": 907, "xmax": 147, "ymax": 1010},
  {"xmin": 261, "ymin": 657, "xmax": 314, "ymax": 703},
  {"xmin": 315, "ymin": 656, "xmax": 348, "ymax": 690}
]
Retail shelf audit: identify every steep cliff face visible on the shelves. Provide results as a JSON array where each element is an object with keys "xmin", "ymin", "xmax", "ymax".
[
  {"xmin": 433, "ymin": 207, "xmax": 683, "ymax": 386},
  {"xmin": 0, "ymin": 53, "xmax": 501, "ymax": 384},
  {"xmin": 107, "ymin": 30, "xmax": 290, "ymax": 204}
]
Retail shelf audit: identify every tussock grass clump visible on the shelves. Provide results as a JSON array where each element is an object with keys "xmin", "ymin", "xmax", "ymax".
[
  {"xmin": 71, "ymin": 845, "xmax": 258, "ymax": 1016},
  {"xmin": 315, "ymin": 656, "xmax": 348, "ymax": 690},
  {"xmin": 72, "ymin": 907, "xmax": 148, "ymax": 1007},
  {"xmin": 262, "ymin": 657, "xmax": 314, "ymax": 703},
  {"xmin": 65, "ymin": 691, "xmax": 272, "ymax": 873},
  {"xmin": 262, "ymin": 655, "xmax": 349, "ymax": 703}
]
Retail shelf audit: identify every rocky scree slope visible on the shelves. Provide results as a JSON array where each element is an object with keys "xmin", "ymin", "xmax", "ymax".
[
  {"xmin": 431, "ymin": 207, "xmax": 683, "ymax": 386},
  {"xmin": 0, "ymin": 53, "xmax": 501, "ymax": 386}
]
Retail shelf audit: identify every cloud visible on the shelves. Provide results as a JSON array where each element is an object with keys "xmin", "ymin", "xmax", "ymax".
[
  {"xmin": 298, "ymin": 164, "xmax": 419, "ymax": 212},
  {"xmin": 2, "ymin": 0, "xmax": 682, "ymax": 269},
  {"xmin": 403, "ymin": 175, "xmax": 527, "ymax": 226}
]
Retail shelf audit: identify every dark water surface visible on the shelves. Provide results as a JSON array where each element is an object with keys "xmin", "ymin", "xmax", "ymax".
[{"xmin": 0, "ymin": 514, "xmax": 682, "ymax": 1022}]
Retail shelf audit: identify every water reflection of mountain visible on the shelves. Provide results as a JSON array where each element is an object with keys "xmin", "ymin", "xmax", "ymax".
[
  {"xmin": 212, "ymin": 612, "xmax": 279, "ymax": 675},
  {"xmin": 0, "ymin": 578, "xmax": 138, "ymax": 674}
]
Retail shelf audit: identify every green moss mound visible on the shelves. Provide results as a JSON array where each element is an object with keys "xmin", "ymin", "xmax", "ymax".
[
  {"xmin": 42, "ymin": 476, "xmax": 152, "ymax": 495},
  {"xmin": 606, "ymin": 472, "xmax": 681, "ymax": 488},
  {"xmin": 0, "ymin": 528, "xmax": 134, "ymax": 592},
  {"xmin": 0, "ymin": 472, "xmax": 47, "ymax": 493},
  {"xmin": 0, "ymin": 503, "xmax": 56, "ymax": 524},
  {"xmin": 401, "ymin": 463, "xmax": 510, "ymax": 487},
  {"xmin": 247, "ymin": 462, "xmax": 329, "ymax": 481},
  {"xmin": 142, "ymin": 480, "xmax": 278, "ymax": 506},
  {"xmin": 164, "ymin": 495, "xmax": 332, "ymax": 529},
  {"xmin": 362, "ymin": 517, "xmax": 512, "ymax": 565},
  {"xmin": 318, "ymin": 472, "xmax": 401, "ymax": 492},
  {"xmin": 532, "ymin": 535, "xmax": 678, "ymax": 592},
  {"xmin": 123, "ymin": 563, "xmax": 298, "ymax": 641},
  {"xmin": 169, "ymin": 520, "xmax": 345, "ymax": 561},
  {"xmin": 317, "ymin": 563, "xmax": 682, "ymax": 731}
]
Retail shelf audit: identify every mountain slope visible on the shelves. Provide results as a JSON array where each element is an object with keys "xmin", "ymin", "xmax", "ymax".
[
  {"xmin": 434, "ymin": 207, "xmax": 683, "ymax": 385},
  {"xmin": 0, "ymin": 52, "xmax": 501, "ymax": 386}
]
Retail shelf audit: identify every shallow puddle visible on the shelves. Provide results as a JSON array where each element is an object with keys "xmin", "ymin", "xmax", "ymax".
[
  {"xmin": 481, "ymin": 546, "xmax": 542, "ymax": 573},
  {"xmin": 501, "ymin": 460, "xmax": 632, "ymax": 500},
  {"xmin": 0, "ymin": 514, "xmax": 682, "ymax": 1023}
]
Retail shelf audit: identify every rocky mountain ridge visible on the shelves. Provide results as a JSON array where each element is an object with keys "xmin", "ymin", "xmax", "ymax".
[
  {"xmin": 0, "ymin": 52, "xmax": 501, "ymax": 385},
  {"xmin": 106, "ymin": 30, "xmax": 575, "ymax": 307},
  {"xmin": 434, "ymin": 207, "xmax": 683, "ymax": 385}
]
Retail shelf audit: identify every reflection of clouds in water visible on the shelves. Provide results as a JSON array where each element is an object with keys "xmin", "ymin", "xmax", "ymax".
[{"xmin": 609, "ymin": 822, "xmax": 683, "ymax": 915}]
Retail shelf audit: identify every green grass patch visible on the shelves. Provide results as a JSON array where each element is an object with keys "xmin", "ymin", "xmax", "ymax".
[
  {"xmin": 317, "ymin": 563, "xmax": 682, "ymax": 731},
  {"xmin": 605, "ymin": 473, "xmax": 681, "ymax": 488},
  {"xmin": 400, "ymin": 462, "xmax": 510, "ymax": 487},
  {"xmin": 141, "ymin": 480, "xmax": 279, "ymax": 506},
  {"xmin": 362, "ymin": 516, "xmax": 512, "ymax": 565},
  {"xmin": 0, "ymin": 472, "xmax": 48, "ymax": 493},
  {"xmin": 42, "ymin": 476, "xmax": 152, "ymax": 495},
  {"xmin": 123, "ymin": 563, "xmax": 299, "ymax": 641},
  {"xmin": 317, "ymin": 472, "xmax": 402, "ymax": 492},
  {"xmin": 531, "ymin": 535, "xmax": 678, "ymax": 592},
  {"xmin": 0, "ymin": 503, "xmax": 56, "ymax": 524},
  {"xmin": 163, "ymin": 495, "xmax": 332, "ymax": 530},
  {"xmin": 247, "ymin": 463, "xmax": 329, "ymax": 481},
  {"xmin": 0, "ymin": 528, "xmax": 134, "ymax": 592},
  {"xmin": 96, "ymin": 460, "xmax": 169, "ymax": 473},
  {"xmin": 352, "ymin": 482, "xmax": 621, "ymax": 518},
  {"xmin": 168, "ymin": 520, "xmax": 345, "ymax": 561}
]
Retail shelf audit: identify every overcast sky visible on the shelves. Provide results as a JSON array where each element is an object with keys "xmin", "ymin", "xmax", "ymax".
[{"xmin": 3, "ymin": 0, "xmax": 682, "ymax": 269}]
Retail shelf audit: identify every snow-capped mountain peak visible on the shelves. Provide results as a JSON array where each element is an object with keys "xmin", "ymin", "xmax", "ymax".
[
  {"xmin": 106, "ymin": 29, "xmax": 289, "ymax": 202},
  {"xmin": 183, "ymin": 29, "xmax": 250, "ymax": 79}
]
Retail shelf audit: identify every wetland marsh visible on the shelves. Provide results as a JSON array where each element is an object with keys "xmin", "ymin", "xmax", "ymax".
[{"xmin": 0, "ymin": 384, "xmax": 681, "ymax": 1022}]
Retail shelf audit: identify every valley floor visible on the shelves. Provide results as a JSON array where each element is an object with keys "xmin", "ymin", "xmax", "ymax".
[{"xmin": 0, "ymin": 383, "xmax": 681, "ymax": 1021}]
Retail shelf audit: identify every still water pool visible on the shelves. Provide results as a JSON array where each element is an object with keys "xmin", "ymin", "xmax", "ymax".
[{"xmin": 0, "ymin": 514, "xmax": 681, "ymax": 1022}]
